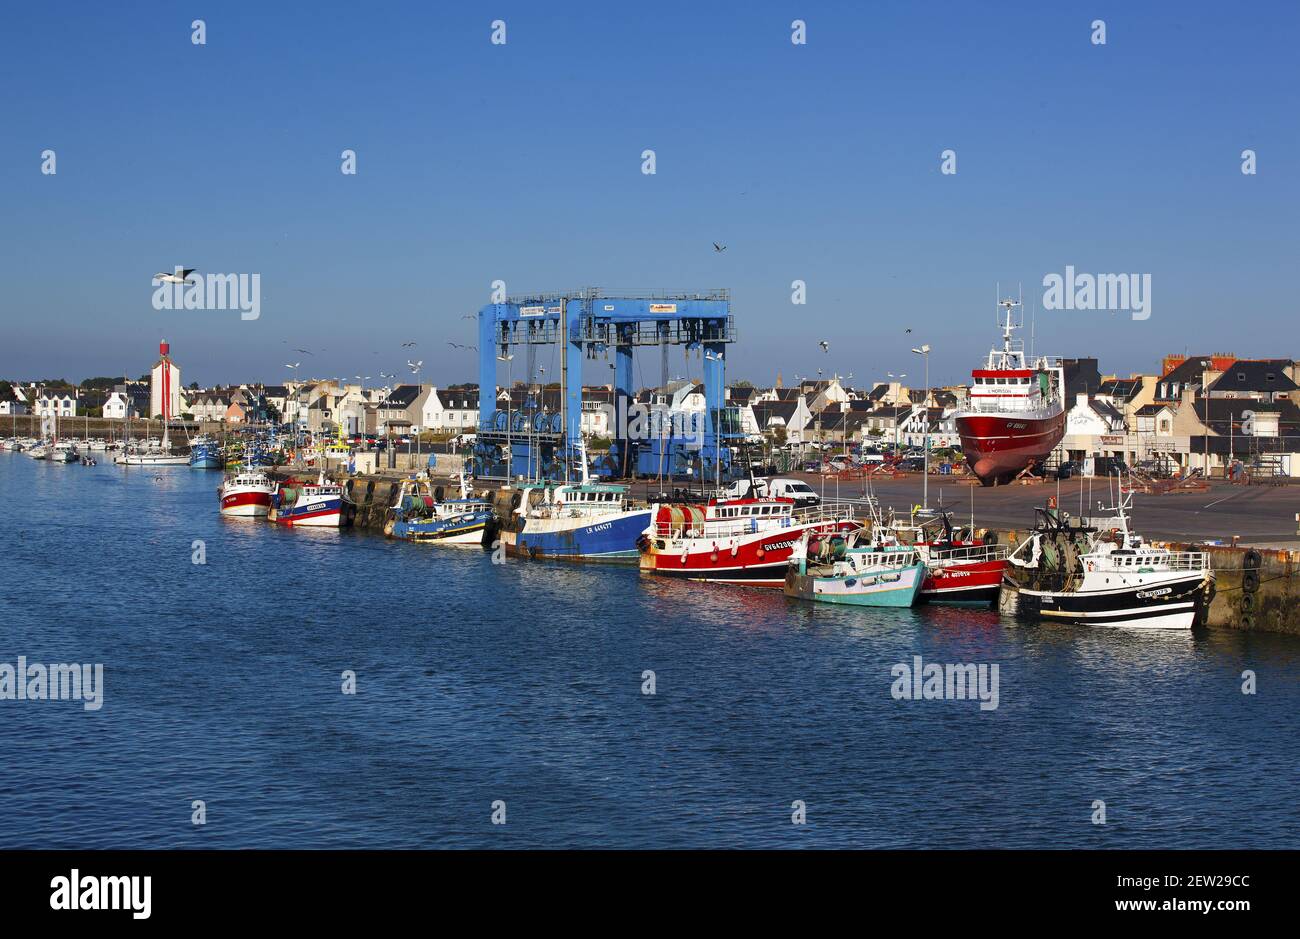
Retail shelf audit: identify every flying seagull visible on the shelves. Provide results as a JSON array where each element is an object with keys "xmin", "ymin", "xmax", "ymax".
[
  {"xmin": 294, "ymin": 348, "xmax": 314, "ymax": 356},
  {"xmin": 402, "ymin": 341, "xmax": 417, "ymax": 347},
  {"xmin": 153, "ymin": 268, "xmax": 196, "ymax": 284},
  {"xmin": 447, "ymin": 342, "xmax": 478, "ymax": 352},
  {"xmin": 713, "ymin": 242, "xmax": 726, "ymax": 253},
  {"xmin": 818, "ymin": 340, "xmax": 829, "ymax": 353},
  {"xmin": 905, "ymin": 328, "xmax": 912, "ymax": 334},
  {"xmin": 285, "ymin": 362, "xmax": 300, "ymax": 369}
]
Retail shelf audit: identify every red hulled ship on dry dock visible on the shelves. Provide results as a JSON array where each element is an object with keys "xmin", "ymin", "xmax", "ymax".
[{"xmin": 952, "ymin": 297, "xmax": 1066, "ymax": 485}]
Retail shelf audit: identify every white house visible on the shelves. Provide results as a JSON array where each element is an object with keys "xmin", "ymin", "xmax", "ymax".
[
  {"xmin": 35, "ymin": 390, "xmax": 78, "ymax": 417},
  {"xmin": 1065, "ymin": 393, "xmax": 1127, "ymax": 437},
  {"xmin": 422, "ymin": 387, "xmax": 480, "ymax": 431},
  {"xmin": 102, "ymin": 390, "xmax": 141, "ymax": 419},
  {"xmin": 0, "ymin": 394, "xmax": 27, "ymax": 416},
  {"xmin": 897, "ymin": 406, "xmax": 958, "ymax": 448}
]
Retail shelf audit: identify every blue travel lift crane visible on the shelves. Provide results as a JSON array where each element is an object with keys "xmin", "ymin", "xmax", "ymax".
[{"xmin": 469, "ymin": 288, "xmax": 740, "ymax": 482}]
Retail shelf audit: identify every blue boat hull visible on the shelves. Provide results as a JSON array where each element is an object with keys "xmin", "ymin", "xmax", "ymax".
[
  {"xmin": 513, "ymin": 509, "xmax": 651, "ymax": 563},
  {"xmin": 190, "ymin": 453, "xmax": 223, "ymax": 469},
  {"xmin": 392, "ymin": 511, "xmax": 493, "ymax": 545}
]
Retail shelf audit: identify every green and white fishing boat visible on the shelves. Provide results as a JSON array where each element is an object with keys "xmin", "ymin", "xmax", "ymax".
[{"xmin": 784, "ymin": 527, "xmax": 927, "ymax": 608}]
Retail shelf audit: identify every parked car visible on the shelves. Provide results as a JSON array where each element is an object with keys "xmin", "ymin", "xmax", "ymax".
[{"xmin": 1094, "ymin": 457, "xmax": 1128, "ymax": 477}]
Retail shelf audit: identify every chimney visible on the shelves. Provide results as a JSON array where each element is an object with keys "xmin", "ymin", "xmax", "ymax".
[{"xmin": 1076, "ymin": 392, "xmax": 1088, "ymax": 409}]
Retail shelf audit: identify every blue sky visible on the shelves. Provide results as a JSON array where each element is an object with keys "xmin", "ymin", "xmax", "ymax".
[{"xmin": 1, "ymin": 0, "xmax": 1295, "ymax": 390}]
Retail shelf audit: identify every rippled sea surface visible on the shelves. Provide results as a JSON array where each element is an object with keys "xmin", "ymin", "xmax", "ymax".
[{"xmin": 1, "ymin": 454, "xmax": 1297, "ymax": 848}]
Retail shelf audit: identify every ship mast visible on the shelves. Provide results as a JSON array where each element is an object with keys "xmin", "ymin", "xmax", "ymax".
[{"xmin": 992, "ymin": 287, "xmax": 1024, "ymax": 370}]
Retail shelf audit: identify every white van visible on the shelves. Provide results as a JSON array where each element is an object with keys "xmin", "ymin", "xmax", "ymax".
[
  {"xmin": 767, "ymin": 478, "xmax": 821, "ymax": 506},
  {"xmin": 723, "ymin": 477, "xmax": 820, "ymax": 507}
]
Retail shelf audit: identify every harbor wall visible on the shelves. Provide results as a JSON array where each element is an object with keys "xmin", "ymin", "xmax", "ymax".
[{"xmin": 1172, "ymin": 542, "xmax": 1298, "ymax": 635}]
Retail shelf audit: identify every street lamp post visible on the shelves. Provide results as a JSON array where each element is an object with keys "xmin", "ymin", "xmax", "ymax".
[
  {"xmin": 911, "ymin": 343, "xmax": 931, "ymax": 512},
  {"xmin": 498, "ymin": 353, "xmax": 514, "ymax": 481}
]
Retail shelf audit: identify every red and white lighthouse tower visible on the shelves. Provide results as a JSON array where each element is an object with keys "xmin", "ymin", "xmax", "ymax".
[{"xmin": 150, "ymin": 339, "xmax": 182, "ymax": 421}]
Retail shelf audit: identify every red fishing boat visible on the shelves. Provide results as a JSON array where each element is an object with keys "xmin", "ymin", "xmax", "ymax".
[
  {"xmin": 218, "ymin": 448, "xmax": 274, "ymax": 518},
  {"xmin": 886, "ymin": 511, "xmax": 1008, "ymax": 604},
  {"xmin": 636, "ymin": 497, "xmax": 860, "ymax": 587},
  {"xmin": 952, "ymin": 297, "xmax": 1066, "ymax": 485}
]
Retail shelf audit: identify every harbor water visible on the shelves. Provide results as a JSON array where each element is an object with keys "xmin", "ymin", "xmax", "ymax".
[{"xmin": 1, "ymin": 453, "xmax": 1297, "ymax": 848}]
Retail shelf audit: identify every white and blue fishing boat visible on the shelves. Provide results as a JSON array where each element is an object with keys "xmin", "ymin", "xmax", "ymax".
[
  {"xmin": 784, "ymin": 528, "xmax": 927, "ymax": 607},
  {"xmin": 189, "ymin": 435, "xmax": 223, "ymax": 469},
  {"xmin": 386, "ymin": 473, "xmax": 495, "ymax": 545},
  {"xmin": 505, "ymin": 451, "xmax": 651, "ymax": 563},
  {"xmin": 271, "ymin": 471, "xmax": 343, "ymax": 527}
]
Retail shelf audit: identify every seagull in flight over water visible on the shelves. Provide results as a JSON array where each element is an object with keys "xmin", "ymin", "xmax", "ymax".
[{"xmin": 153, "ymin": 268, "xmax": 196, "ymax": 284}]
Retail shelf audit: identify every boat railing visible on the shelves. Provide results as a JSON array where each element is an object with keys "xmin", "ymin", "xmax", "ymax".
[
  {"xmin": 923, "ymin": 542, "xmax": 1010, "ymax": 563},
  {"xmin": 651, "ymin": 501, "xmax": 860, "ymax": 539},
  {"xmin": 1090, "ymin": 550, "xmax": 1210, "ymax": 572},
  {"xmin": 965, "ymin": 397, "xmax": 1048, "ymax": 415}
]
